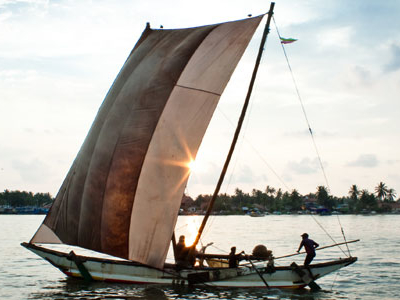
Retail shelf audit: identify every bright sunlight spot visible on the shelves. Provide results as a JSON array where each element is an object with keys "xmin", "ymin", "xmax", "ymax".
[
  {"xmin": 185, "ymin": 218, "xmax": 199, "ymax": 246},
  {"xmin": 187, "ymin": 159, "xmax": 198, "ymax": 172}
]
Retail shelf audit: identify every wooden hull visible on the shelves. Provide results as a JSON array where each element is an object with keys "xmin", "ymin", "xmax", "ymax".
[{"xmin": 21, "ymin": 242, "xmax": 356, "ymax": 289}]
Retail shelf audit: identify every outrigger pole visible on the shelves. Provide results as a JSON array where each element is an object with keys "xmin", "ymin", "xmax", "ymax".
[
  {"xmin": 274, "ymin": 239, "xmax": 360, "ymax": 260},
  {"xmin": 247, "ymin": 257, "xmax": 270, "ymax": 288},
  {"xmin": 192, "ymin": 2, "xmax": 276, "ymax": 250}
]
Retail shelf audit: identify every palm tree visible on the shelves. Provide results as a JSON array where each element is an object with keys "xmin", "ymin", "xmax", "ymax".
[
  {"xmin": 386, "ymin": 188, "xmax": 397, "ymax": 202},
  {"xmin": 290, "ymin": 189, "xmax": 302, "ymax": 211},
  {"xmin": 349, "ymin": 185, "xmax": 360, "ymax": 200},
  {"xmin": 273, "ymin": 188, "xmax": 283, "ymax": 212},
  {"xmin": 359, "ymin": 189, "xmax": 376, "ymax": 210},
  {"xmin": 275, "ymin": 188, "xmax": 283, "ymax": 200},
  {"xmin": 265, "ymin": 185, "xmax": 276, "ymax": 197},
  {"xmin": 316, "ymin": 186, "xmax": 331, "ymax": 209},
  {"xmin": 375, "ymin": 182, "xmax": 389, "ymax": 202}
]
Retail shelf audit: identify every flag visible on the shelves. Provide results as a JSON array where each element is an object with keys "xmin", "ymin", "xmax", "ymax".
[{"xmin": 280, "ymin": 37, "xmax": 297, "ymax": 44}]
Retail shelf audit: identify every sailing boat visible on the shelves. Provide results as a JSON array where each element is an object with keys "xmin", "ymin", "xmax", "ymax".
[{"xmin": 22, "ymin": 3, "xmax": 357, "ymax": 289}]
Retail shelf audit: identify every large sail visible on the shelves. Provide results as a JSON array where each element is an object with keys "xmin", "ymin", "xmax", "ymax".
[{"xmin": 31, "ymin": 16, "xmax": 263, "ymax": 269}]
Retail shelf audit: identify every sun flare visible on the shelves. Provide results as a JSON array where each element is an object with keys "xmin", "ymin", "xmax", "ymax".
[{"xmin": 187, "ymin": 159, "xmax": 198, "ymax": 172}]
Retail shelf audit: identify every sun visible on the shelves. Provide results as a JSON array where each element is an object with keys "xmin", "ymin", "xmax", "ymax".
[{"xmin": 187, "ymin": 160, "xmax": 198, "ymax": 172}]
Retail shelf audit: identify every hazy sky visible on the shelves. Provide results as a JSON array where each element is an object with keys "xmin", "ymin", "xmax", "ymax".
[{"xmin": 1, "ymin": 0, "xmax": 399, "ymax": 199}]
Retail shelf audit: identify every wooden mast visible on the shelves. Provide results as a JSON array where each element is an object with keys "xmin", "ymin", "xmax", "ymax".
[{"xmin": 192, "ymin": 2, "xmax": 275, "ymax": 249}]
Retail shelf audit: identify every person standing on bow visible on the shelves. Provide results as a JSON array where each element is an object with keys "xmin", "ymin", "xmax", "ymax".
[{"xmin": 297, "ymin": 233, "xmax": 319, "ymax": 266}]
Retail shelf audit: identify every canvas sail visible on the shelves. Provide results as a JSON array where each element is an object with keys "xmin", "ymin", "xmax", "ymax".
[{"xmin": 31, "ymin": 16, "xmax": 263, "ymax": 269}]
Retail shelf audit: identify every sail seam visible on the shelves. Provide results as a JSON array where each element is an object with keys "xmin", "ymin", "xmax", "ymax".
[{"xmin": 175, "ymin": 84, "xmax": 221, "ymax": 96}]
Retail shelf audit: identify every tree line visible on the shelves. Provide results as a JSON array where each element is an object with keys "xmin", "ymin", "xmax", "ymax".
[
  {"xmin": 1, "ymin": 181, "xmax": 398, "ymax": 214},
  {"xmin": 188, "ymin": 182, "xmax": 398, "ymax": 214},
  {"xmin": 0, "ymin": 190, "xmax": 53, "ymax": 207}
]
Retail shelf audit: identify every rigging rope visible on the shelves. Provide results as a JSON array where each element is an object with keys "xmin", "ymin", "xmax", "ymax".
[
  {"xmin": 272, "ymin": 16, "xmax": 330, "ymax": 191},
  {"xmin": 310, "ymin": 214, "xmax": 347, "ymax": 257},
  {"xmin": 209, "ymin": 243, "xmax": 228, "ymax": 254},
  {"xmin": 194, "ymin": 17, "xmax": 353, "ymax": 259},
  {"xmin": 217, "ymin": 107, "xmax": 290, "ymax": 191},
  {"xmin": 337, "ymin": 215, "xmax": 352, "ymax": 256},
  {"xmin": 331, "ymin": 269, "xmax": 340, "ymax": 291},
  {"xmin": 272, "ymin": 16, "xmax": 352, "ymax": 255}
]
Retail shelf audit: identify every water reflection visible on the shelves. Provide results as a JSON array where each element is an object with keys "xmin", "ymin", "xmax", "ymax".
[{"xmin": 28, "ymin": 278, "xmax": 336, "ymax": 300}]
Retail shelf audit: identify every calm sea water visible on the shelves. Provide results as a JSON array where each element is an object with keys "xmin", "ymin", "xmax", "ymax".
[{"xmin": 1, "ymin": 214, "xmax": 399, "ymax": 299}]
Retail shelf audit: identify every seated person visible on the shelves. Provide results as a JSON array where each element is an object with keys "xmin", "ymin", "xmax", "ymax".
[
  {"xmin": 175, "ymin": 235, "xmax": 197, "ymax": 268},
  {"xmin": 228, "ymin": 246, "xmax": 244, "ymax": 268}
]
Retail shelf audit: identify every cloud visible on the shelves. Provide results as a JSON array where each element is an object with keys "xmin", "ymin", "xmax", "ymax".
[
  {"xmin": 347, "ymin": 154, "xmax": 379, "ymax": 168},
  {"xmin": 384, "ymin": 44, "xmax": 400, "ymax": 72},
  {"xmin": 341, "ymin": 65, "xmax": 373, "ymax": 89},
  {"xmin": 283, "ymin": 130, "xmax": 309, "ymax": 137},
  {"xmin": 1, "ymin": 0, "xmax": 399, "ymax": 200},
  {"xmin": 284, "ymin": 129, "xmax": 337, "ymax": 138},
  {"xmin": 12, "ymin": 158, "xmax": 52, "ymax": 183},
  {"xmin": 317, "ymin": 26, "xmax": 354, "ymax": 49},
  {"xmin": 232, "ymin": 165, "xmax": 258, "ymax": 184},
  {"xmin": 386, "ymin": 159, "xmax": 400, "ymax": 165},
  {"xmin": 0, "ymin": 10, "xmax": 12, "ymax": 22},
  {"xmin": 350, "ymin": 65, "xmax": 372, "ymax": 85},
  {"xmin": 286, "ymin": 157, "xmax": 320, "ymax": 175}
]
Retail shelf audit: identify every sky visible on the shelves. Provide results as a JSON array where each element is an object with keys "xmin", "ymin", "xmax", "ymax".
[{"xmin": 1, "ymin": 0, "xmax": 399, "ymax": 200}]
